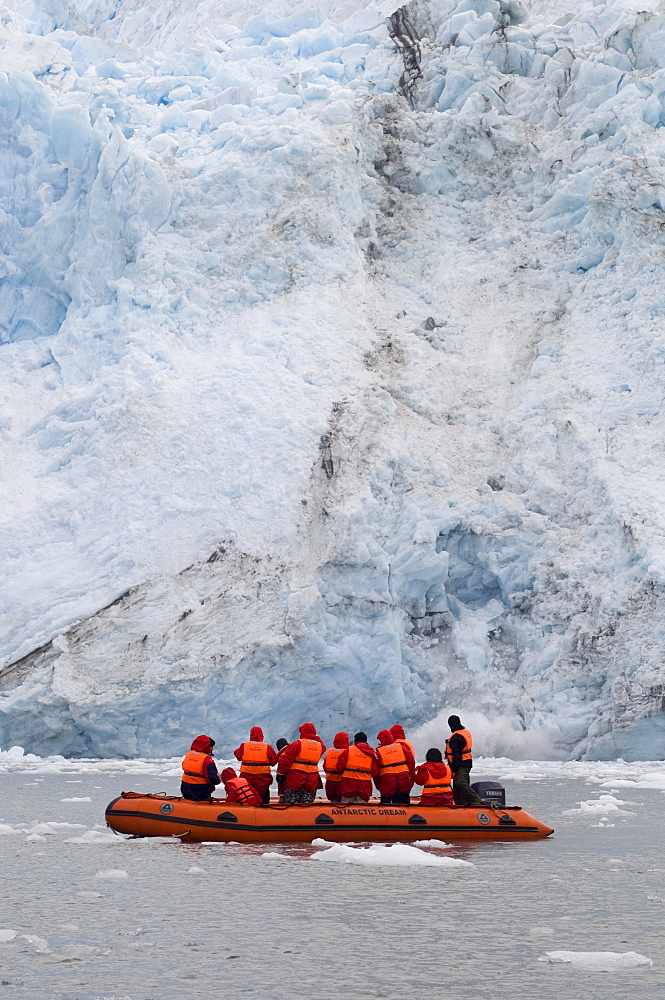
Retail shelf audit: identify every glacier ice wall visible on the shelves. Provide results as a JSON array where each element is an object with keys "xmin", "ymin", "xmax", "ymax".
[{"xmin": 1, "ymin": 0, "xmax": 665, "ymax": 759}]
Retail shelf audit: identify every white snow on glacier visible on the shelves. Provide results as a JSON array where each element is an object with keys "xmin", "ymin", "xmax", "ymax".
[{"xmin": 1, "ymin": 0, "xmax": 665, "ymax": 759}]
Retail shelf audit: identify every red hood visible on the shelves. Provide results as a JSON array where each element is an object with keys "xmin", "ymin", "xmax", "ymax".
[
  {"xmin": 377, "ymin": 729, "xmax": 394, "ymax": 746},
  {"xmin": 333, "ymin": 731, "xmax": 349, "ymax": 749},
  {"xmin": 221, "ymin": 767, "xmax": 236, "ymax": 781},
  {"xmin": 354, "ymin": 742, "xmax": 376, "ymax": 757},
  {"xmin": 250, "ymin": 726, "xmax": 264, "ymax": 741},
  {"xmin": 390, "ymin": 724, "xmax": 406, "ymax": 740},
  {"xmin": 191, "ymin": 735, "xmax": 214, "ymax": 753},
  {"xmin": 299, "ymin": 723, "xmax": 317, "ymax": 739}
]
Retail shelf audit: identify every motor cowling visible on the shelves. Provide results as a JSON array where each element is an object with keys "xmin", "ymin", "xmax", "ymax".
[{"xmin": 471, "ymin": 781, "xmax": 506, "ymax": 807}]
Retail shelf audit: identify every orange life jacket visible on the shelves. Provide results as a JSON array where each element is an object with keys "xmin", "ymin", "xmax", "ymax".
[
  {"xmin": 181, "ymin": 750, "xmax": 212, "ymax": 785},
  {"xmin": 291, "ymin": 738, "xmax": 323, "ymax": 773},
  {"xmin": 225, "ymin": 776, "xmax": 258, "ymax": 804},
  {"xmin": 323, "ymin": 747, "xmax": 344, "ymax": 780},
  {"xmin": 396, "ymin": 737, "xmax": 415, "ymax": 759},
  {"xmin": 419, "ymin": 765, "xmax": 453, "ymax": 797},
  {"xmin": 342, "ymin": 745, "xmax": 374, "ymax": 781},
  {"xmin": 445, "ymin": 728, "xmax": 473, "ymax": 764},
  {"xmin": 377, "ymin": 742, "xmax": 409, "ymax": 777},
  {"xmin": 240, "ymin": 741, "xmax": 271, "ymax": 775}
]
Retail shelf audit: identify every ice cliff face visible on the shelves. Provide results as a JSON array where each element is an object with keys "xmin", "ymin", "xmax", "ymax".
[{"xmin": 1, "ymin": 0, "xmax": 665, "ymax": 759}]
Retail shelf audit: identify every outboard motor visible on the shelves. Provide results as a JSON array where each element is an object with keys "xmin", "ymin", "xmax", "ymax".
[{"xmin": 471, "ymin": 781, "xmax": 506, "ymax": 807}]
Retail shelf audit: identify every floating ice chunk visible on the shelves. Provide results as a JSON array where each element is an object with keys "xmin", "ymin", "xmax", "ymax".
[
  {"xmin": 61, "ymin": 797, "xmax": 92, "ymax": 803},
  {"xmin": 21, "ymin": 934, "xmax": 50, "ymax": 953},
  {"xmin": 0, "ymin": 823, "xmax": 19, "ymax": 835},
  {"xmin": 75, "ymin": 892, "xmax": 102, "ymax": 899},
  {"xmin": 0, "ymin": 929, "xmax": 17, "ymax": 942},
  {"xmin": 600, "ymin": 773, "xmax": 665, "ymax": 791},
  {"xmin": 563, "ymin": 794, "xmax": 635, "ymax": 817},
  {"xmin": 65, "ymin": 829, "xmax": 123, "ymax": 844},
  {"xmin": 26, "ymin": 824, "xmax": 58, "ymax": 836},
  {"xmin": 311, "ymin": 843, "xmax": 475, "ymax": 867},
  {"xmin": 261, "ymin": 852, "xmax": 291, "ymax": 859},
  {"xmin": 26, "ymin": 833, "xmax": 46, "ymax": 842},
  {"xmin": 186, "ymin": 866, "xmax": 205, "ymax": 873},
  {"xmin": 414, "ymin": 839, "xmax": 451, "ymax": 848},
  {"xmin": 539, "ymin": 950, "xmax": 653, "ymax": 971},
  {"xmin": 94, "ymin": 869, "xmax": 128, "ymax": 879},
  {"xmin": 0, "ymin": 749, "xmax": 41, "ymax": 762}
]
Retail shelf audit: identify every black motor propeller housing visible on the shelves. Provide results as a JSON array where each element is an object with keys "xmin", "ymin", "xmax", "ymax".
[{"xmin": 471, "ymin": 781, "xmax": 506, "ymax": 807}]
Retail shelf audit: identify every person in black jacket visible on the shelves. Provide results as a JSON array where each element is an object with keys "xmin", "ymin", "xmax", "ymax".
[{"xmin": 445, "ymin": 716, "xmax": 483, "ymax": 806}]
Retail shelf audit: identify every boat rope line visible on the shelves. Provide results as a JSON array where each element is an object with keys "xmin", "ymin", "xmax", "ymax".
[{"xmin": 105, "ymin": 807, "xmax": 541, "ymax": 834}]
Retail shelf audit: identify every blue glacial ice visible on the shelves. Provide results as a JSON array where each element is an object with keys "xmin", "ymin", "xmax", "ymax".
[{"xmin": 1, "ymin": 0, "xmax": 665, "ymax": 760}]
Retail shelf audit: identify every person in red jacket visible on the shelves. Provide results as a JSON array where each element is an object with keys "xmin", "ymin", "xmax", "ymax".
[
  {"xmin": 390, "ymin": 723, "xmax": 416, "ymax": 761},
  {"xmin": 415, "ymin": 748, "xmax": 454, "ymax": 806},
  {"xmin": 375, "ymin": 729, "xmax": 415, "ymax": 805},
  {"xmin": 181, "ymin": 735, "xmax": 221, "ymax": 801},
  {"xmin": 276, "ymin": 723, "xmax": 326, "ymax": 805},
  {"xmin": 323, "ymin": 732, "xmax": 349, "ymax": 803},
  {"xmin": 234, "ymin": 726, "xmax": 278, "ymax": 805},
  {"xmin": 221, "ymin": 767, "xmax": 262, "ymax": 805},
  {"xmin": 334, "ymin": 731, "xmax": 379, "ymax": 803}
]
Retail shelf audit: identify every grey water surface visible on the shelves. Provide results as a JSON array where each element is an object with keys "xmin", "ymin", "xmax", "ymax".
[{"xmin": 1, "ymin": 771, "xmax": 663, "ymax": 999}]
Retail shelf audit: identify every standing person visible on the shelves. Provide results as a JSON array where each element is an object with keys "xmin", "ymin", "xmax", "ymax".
[
  {"xmin": 375, "ymin": 729, "xmax": 415, "ymax": 805},
  {"xmin": 445, "ymin": 716, "xmax": 483, "ymax": 806},
  {"xmin": 275, "ymin": 739, "xmax": 289, "ymax": 803},
  {"xmin": 323, "ymin": 732, "xmax": 349, "ymax": 803},
  {"xmin": 415, "ymin": 748, "xmax": 454, "ymax": 806},
  {"xmin": 276, "ymin": 723, "xmax": 326, "ymax": 805},
  {"xmin": 181, "ymin": 735, "xmax": 221, "ymax": 801},
  {"xmin": 335, "ymin": 731, "xmax": 379, "ymax": 803},
  {"xmin": 234, "ymin": 726, "xmax": 278, "ymax": 805},
  {"xmin": 390, "ymin": 723, "xmax": 416, "ymax": 761},
  {"xmin": 221, "ymin": 767, "xmax": 261, "ymax": 805}
]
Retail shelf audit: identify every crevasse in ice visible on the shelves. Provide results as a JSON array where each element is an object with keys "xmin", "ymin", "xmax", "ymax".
[{"xmin": 1, "ymin": 0, "xmax": 665, "ymax": 760}]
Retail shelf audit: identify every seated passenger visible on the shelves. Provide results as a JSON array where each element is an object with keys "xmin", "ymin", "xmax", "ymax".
[
  {"xmin": 181, "ymin": 735, "xmax": 221, "ymax": 801},
  {"xmin": 221, "ymin": 767, "xmax": 262, "ymax": 805},
  {"xmin": 415, "ymin": 748, "xmax": 454, "ymax": 806},
  {"xmin": 335, "ymin": 732, "xmax": 379, "ymax": 803},
  {"xmin": 276, "ymin": 723, "xmax": 326, "ymax": 805},
  {"xmin": 234, "ymin": 726, "xmax": 278, "ymax": 805},
  {"xmin": 390, "ymin": 723, "xmax": 416, "ymax": 761},
  {"xmin": 323, "ymin": 732, "xmax": 349, "ymax": 803},
  {"xmin": 375, "ymin": 729, "xmax": 415, "ymax": 805}
]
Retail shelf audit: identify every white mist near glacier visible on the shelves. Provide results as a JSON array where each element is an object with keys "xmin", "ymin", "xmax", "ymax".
[{"xmin": 1, "ymin": 0, "xmax": 664, "ymax": 760}]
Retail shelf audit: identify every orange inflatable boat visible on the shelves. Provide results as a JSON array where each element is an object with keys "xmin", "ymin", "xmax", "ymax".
[{"xmin": 105, "ymin": 793, "xmax": 553, "ymax": 842}]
